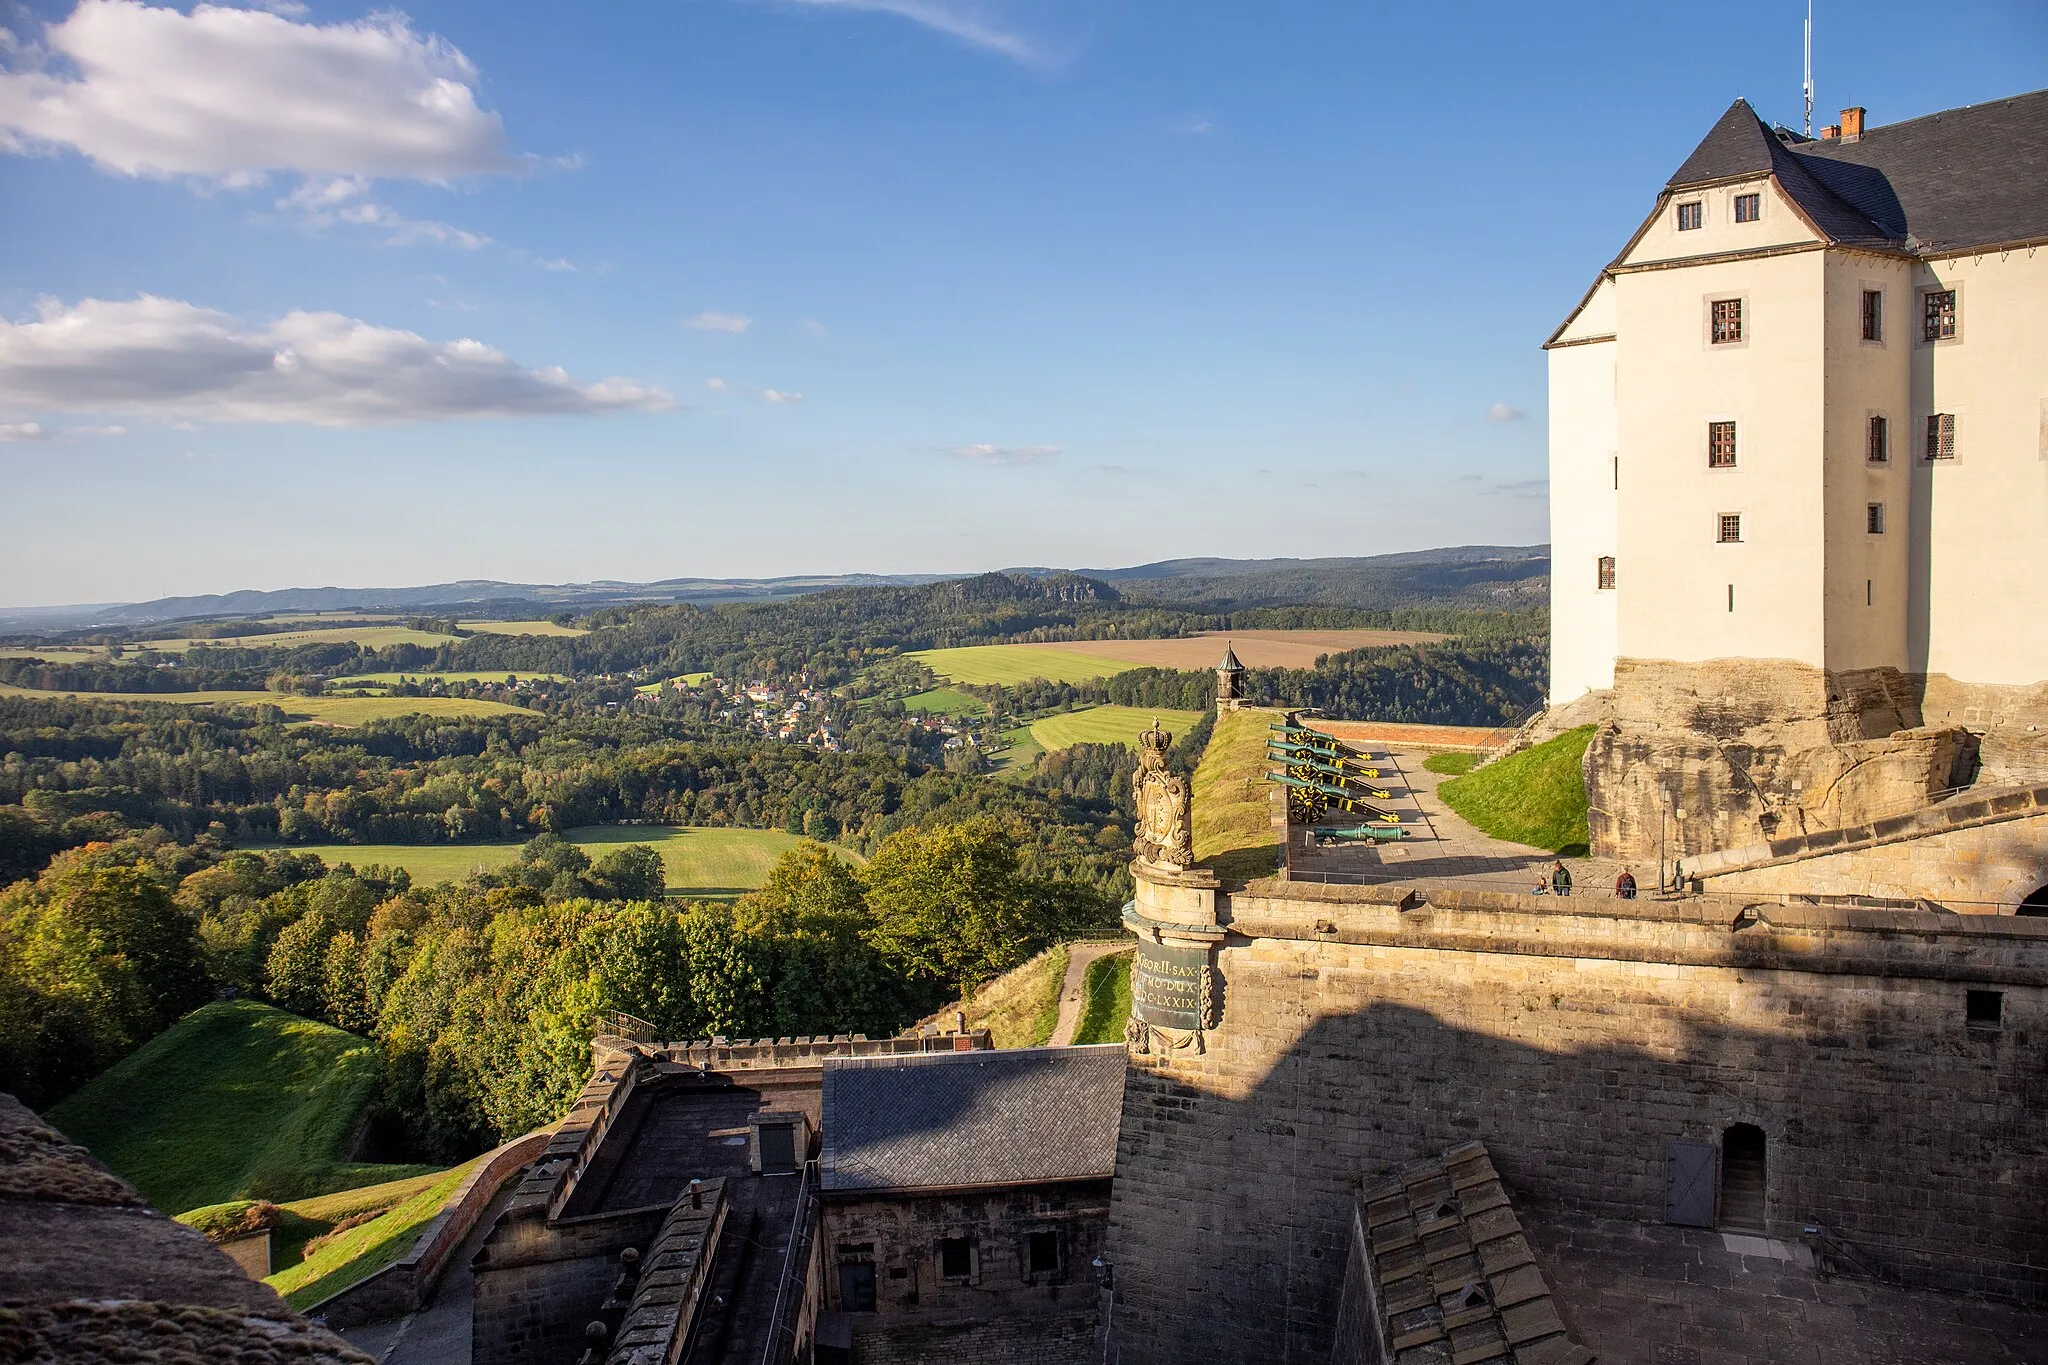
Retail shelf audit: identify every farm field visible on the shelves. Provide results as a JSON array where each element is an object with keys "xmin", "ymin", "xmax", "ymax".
[
  {"xmin": 1038, "ymin": 627, "xmax": 1449, "ymax": 670},
  {"xmin": 142, "ymin": 624, "xmax": 455, "ymax": 652},
  {"xmin": 635, "ymin": 672, "xmax": 713, "ymax": 694},
  {"xmin": 908, "ymin": 644, "xmax": 1136, "ymax": 685},
  {"xmin": 0, "ymin": 685, "xmax": 533, "ymax": 723},
  {"xmin": 465, "ymin": 619, "xmax": 587, "ymax": 637},
  {"xmin": 0, "ymin": 646, "xmax": 106, "ymax": 662},
  {"xmin": 47, "ymin": 1000, "xmax": 435, "ymax": 1215},
  {"xmin": 991, "ymin": 723, "xmax": 1044, "ymax": 775},
  {"xmin": 329, "ymin": 670, "xmax": 569, "ymax": 686},
  {"xmin": 278, "ymin": 825, "xmax": 827, "ymax": 894},
  {"xmin": 1029, "ymin": 705, "xmax": 1205, "ymax": 755},
  {"xmin": 902, "ymin": 687, "xmax": 988, "ymax": 717}
]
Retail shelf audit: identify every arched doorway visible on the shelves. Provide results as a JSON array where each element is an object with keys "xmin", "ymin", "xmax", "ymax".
[
  {"xmin": 1720, "ymin": 1124, "xmax": 1767, "ymax": 1232},
  {"xmin": 2019, "ymin": 884, "xmax": 2048, "ymax": 917}
]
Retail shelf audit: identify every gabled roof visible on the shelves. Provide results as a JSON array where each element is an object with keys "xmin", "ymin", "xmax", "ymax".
[
  {"xmin": 819, "ymin": 1045, "xmax": 1125, "ymax": 1193},
  {"xmin": 1666, "ymin": 90, "xmax": 2048, "ymax": 253}
]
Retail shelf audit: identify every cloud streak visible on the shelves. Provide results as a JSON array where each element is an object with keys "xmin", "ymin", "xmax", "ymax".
[
  {"xmin": 770, "ymin": 0, "xmax": 1042, "ymax": 66},
  {"xmin": 945, "ymin": 442, "xmax": 1058, "ymax": 467},
  {"xmin": 0, "ymin": 1, "xmax": 525, "ymax": 183},
  {"xmin": 685, "ymin": 311, "xmax": 753, "ymax": 333},
  {"xmin": 1486, "ymin": 402, "xmax": 1526, "ymax": 422},
  {"xmin": 0, "ymin": 295, "xmax": 673, "ymax": 427}
]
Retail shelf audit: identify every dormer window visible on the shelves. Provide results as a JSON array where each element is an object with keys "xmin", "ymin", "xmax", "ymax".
[
  {"xmin": 1676, "ymin": 201, "xmax": 1703, "ymax": 231},
  {"xmin": 1733, "ymin": 192, "xmax": 1761, "ymax": 223}
]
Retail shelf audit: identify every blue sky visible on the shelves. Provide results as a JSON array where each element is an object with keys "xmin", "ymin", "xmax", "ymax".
[{"xmin": 1, "ymin": 0, "xmax": 2042, "ymax": 606}]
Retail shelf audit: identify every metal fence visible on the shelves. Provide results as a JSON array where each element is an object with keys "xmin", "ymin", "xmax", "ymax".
[{"xmin": 759, "ymin": 1159, "xmax": 820, "ymax": 1365}]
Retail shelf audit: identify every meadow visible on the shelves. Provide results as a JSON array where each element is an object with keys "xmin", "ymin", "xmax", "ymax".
[
  {"xmin": 901, "ymin": 687, "xmax": 989, "ymax": 717},
  {"xmin": 463, "ymin": 619, "xmax": 587, "ymax": 637},
  {"xmin": 278, "ymin": 825, "xmax": 828, "ymax": 894},
  {"xmin": 142, "ymin": 625, "xmax": 456, "ymax": 652},
  {"xmin": 1028, "ymin": 704, "xmax": 1205, "ymax": 754},
  {"xmin": 328, "ymin": 670, "xmax": 569, "ymax": 687},
  {"xmin": 0, "ymin": 685, "xmax": 533, "ymax": 724},
  {"xmin": 907, "ymin": 644, "xmax": 1138, "ymax": 686},
  {"xmin": 634, "ymin": 672, "xmax": 713, "ymax": 694}
]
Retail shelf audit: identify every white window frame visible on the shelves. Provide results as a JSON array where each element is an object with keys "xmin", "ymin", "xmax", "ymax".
[
  {"xmin": 1676, "ymin": 200, "xmax": 1705, "ymax": 232},
  {"xmin": 1731, "ymin": 190, "xmax": 1764, "ymax": 224}
]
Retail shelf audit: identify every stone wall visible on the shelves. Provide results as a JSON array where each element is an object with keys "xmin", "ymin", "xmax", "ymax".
[
  {"xmin": 472, "ymin": 1205, "xmax": 669, "ymax": 1365},
  {"xmin": 848, "ymin": 1310, "xmax": 1099, "ymax": 1365},
  {"xmin": 1102, "ymin": 881, "xmax": 2048, "ymax": 1364}
]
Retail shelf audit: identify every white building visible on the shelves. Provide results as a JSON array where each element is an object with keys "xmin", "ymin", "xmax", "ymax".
[{"xmin": 1547, "ymin": 91, "xmax": 2048, "ymax": 707}]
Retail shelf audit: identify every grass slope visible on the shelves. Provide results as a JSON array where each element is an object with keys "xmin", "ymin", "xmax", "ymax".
[
  {"xmin": 918, "ymin": 945, "xmax": 1068, "ymax": 1049},
  {"xmin": 902, "ymin": 687, "xmax": 988, "ymax": 717},
  {"xmin": 279, "ymin": 825, "xmax": 827, "ymax": 894},
  {"xmin": 908, "ymin": 645, "xmax": 1137, "ymax": 686},
  {"xmin": 1029, "ymin": 705, "xmax": 1205, "ymax": 755},
  {"xmin": 46, "ymin": 1000, "xmax": 433, "ymax": 1214},
  {"xmin": 1436, "ymin": 725, "xmax": 1596, "ymax": 855},
  {"xmin": 267, "ymin": 1157, "xmax": 481, "ymax": 1309},
  {"xmin": 1071, "ymin": 950, "xmax": 1133, "ymax": 1046},
  {"xmin": 990, "ymin": 724, "xmax": 1045, "ymax": 777},
  {"xmin": 1191, "ymin": 707, "xmax": 1282, "ymax": 882},
  {"xmin": 1423, "ymin": 751, "xmax": 1480, "ymax": 776}
]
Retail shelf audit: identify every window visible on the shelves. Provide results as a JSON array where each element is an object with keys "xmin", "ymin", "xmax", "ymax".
[
  {"xmin": 1923, "ymin": 289, "xmax": 1958, "ymax": 341},
  {"xmin": 1733, "ymin": 192, "xmax": 1761, "ymax": 223},
  {"xmin": 1710, "ymin": 298, "xmax": 1743, "ymax": 345},
  {"xmin": 1861, "ymin": 289, "xmax": 1883, "ymax": 342},
  {"xmin": 1027, "ymin": 1231, "xmax": 1061, "ymax": 1276},
  {"xmin": 1966, "ymin": 990, "xmax": 2004, "ymax": 1030},
  {"xmin": 1926, "ymin": 413, "xmax": 1956, "ymax": 461},
  {"xmin": 1676, "ymin": 201, "xmax": 1702, "ymax": 231},
  {"xmin": 938, "ymin": 1237, "xmax": 972, "ymax": 1280},
  {"xmin": 1867, "ymin": 415, "xmax": 1889, "ymax": 463},
  {"xmin": 1707, "ymin": 420, "xmax": 1738, "ymax": 467},
  {"xmin": 1596, "ymin": 556, "xmax": 1616, "ymax": 590},
  {"xmin": 1866, "ymin": 502, "xmax": 1885, "ymax": 535},
  {"xmin": 1718, "ymin": 514, "xmax": 1742, "ymax": 544}
]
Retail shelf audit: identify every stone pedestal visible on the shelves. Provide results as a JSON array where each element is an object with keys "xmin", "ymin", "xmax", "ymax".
[{"xmin": 1123, "ymin": 860, "xmax": 1223, "ymax": 1056}]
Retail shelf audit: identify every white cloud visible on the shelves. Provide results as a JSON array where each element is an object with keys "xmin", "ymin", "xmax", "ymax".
[
  {"xmin": 0, "ymin": 421, "xmax": 49, "ymax": 441},
  {"xmin": 1173, "ymin": 114, "xmax": 1215, "ymax": 135},
  {"xmin": 801, "ymin": 319, "xmax": 829, "ymax": 339},
  {"xmin": 1486, "ymin": 402, "xmax": 1526, "ymax": 422},
  {"xmin": 761, "ymin": 388, "xmax": 804, "ymax": 404},
  {"xmin": 945, "ymin": 442, "xmax": 1058, "ymax": 466},
  {"xmin": 0, "ymin": 295, "xmax": 674, "ymax": 427},
  {"xmin": 685, "ymin": 311, "xmax": 752, "ymax": 333},
  {"xmin": 705, "ymin": 377, "xmax": 729, "ymax": 391},
  {"xmin": 769, "ymin": 0, "xmax": 1042, "ymax": 65},
  {"xmin": 0, "ymin": 1, "xmax": 522, "ymax": 182}
]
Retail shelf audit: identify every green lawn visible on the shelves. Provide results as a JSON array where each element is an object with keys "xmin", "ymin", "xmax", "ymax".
[
  {"xmin": 908, "ymin": 644, "xmax": 1138, "ymax": 686},
  {"xmin": 635, "ymin": 672, "xmax": 712, "ymax": 694},
  {"xmin": 279, "ymin": 825, "xmax": 831, "ymax": 895},
  {"xmin": 926, "ymin": 946, "xmax": 1068, "ymax": 1049},
  {"xmin": 266, "ymin": 1157, "xmax": 481, "ymax": 1309},
  {"xmin": 1029, "ymin": 705, "xmax": 1205, "ymax": 755},
  {"xmin": 1072, "ymin": 950, "xmax": 1133, "ymax": 1046},
  {"xmin": 902, "ymin": 687, "xmax": 989, "ymax": 717},
  {"xmin": 1436, "ymin": 725, "xmax": 1596, "ymax": 855},
  {"xmin": 991, "ymin": 723, "xmax": 1045, "ymax": 776},
  {"xmin": 46, "ymin": 1000, "xmax": 435, "ymax": 1215},
  {"xmin": 1192, "ymin": 707, "xmax": 1282, "ymax": 882},
  {"xmin": 1423, "ymin": 751, "xmax": 1481, "ymax": 776}
]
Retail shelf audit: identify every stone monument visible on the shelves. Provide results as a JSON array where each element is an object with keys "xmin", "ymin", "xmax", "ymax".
[{"xmin": 1123, "ymin": 722, "xmax": 1222, "ymax": 1055}]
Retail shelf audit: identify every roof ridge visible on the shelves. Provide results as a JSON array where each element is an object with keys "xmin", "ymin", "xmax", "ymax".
[{"xmin": 1809, "ymin": 85, "xmax": 2048, "ymax": 143}]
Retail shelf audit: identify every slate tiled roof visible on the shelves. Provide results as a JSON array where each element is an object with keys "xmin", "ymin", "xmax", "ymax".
[
  {"xmin": 1666, "ymin": 90, "xmax": 2048, "ymax": 253},
  {"xmin": 1218, "ymin": 641, "xmax": 1244, "ymax": 671},
  {"xmin": 1349, "ymin": 1142, "xmax": 1593, "ymax": 1365},
  {"xmin": 819, "ymin": 1045, "xmax": 1125, "ymax": 1193}
]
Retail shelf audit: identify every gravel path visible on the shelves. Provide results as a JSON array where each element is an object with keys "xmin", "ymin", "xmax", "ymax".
[{"xmin": 1047, "ymin": 940, "xmax": 1129, "ymax": 1048}]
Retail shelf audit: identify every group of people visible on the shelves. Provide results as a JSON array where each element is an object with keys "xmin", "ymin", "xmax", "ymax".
[{"xmin": 1532, "ymin": 862, "xmax": 1638, "ymax": 899}]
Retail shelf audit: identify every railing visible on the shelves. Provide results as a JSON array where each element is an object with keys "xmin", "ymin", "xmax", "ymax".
[
  {"xmin": 593, "ymin": 1009, "xmax": 660, "ymax": 1044},
  {"xmin": 759, "ymin": 1159, "xmax": 820, "ymax": 1365}
]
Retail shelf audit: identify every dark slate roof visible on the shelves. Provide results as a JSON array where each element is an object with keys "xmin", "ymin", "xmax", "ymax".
[
  {"xmin": 1350, "ymin": 1142, "xmax": 1593, "ymax": 1365},
  {"xmin": 1218, "ymin": 641, "xmax": 1244, "ymax": 671},
  {"xmin": 819, "ymin": 1045, "xmax": 1125, "ymax": 1192},
  {"xmin": 1666, "ymin": 91, "xmax": 2048, "ymax": 253}
]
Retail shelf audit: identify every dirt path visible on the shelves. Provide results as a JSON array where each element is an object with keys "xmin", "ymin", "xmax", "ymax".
[{"xmin": 1047, "ymin": 940, "xmax": 1129, "ymax": 1048}]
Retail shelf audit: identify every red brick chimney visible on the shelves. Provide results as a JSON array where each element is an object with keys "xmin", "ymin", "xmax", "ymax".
[
  {"xmin": 1820, "ymin": 125, "xmax": 1841, "ymax": 141},
  {"xmin": 1840, "ymin": 107, "xmax": 1866, "ymax": 142}
]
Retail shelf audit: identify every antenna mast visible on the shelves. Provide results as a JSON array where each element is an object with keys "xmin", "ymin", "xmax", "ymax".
[{"xmin": 1803, "ymin": 0, "xmax": 1815, "ymax": 136}]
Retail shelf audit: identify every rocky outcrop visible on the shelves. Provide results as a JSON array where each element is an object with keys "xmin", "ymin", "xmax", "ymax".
[{"xmin": 1587, "ymin": 659, "xmax": 1977, "ymax": 862}]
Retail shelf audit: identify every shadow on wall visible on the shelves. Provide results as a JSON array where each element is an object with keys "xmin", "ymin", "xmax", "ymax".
[{"xmin": 1105, "ymin": 984, "xmax": 2048, "ymax": 1365}]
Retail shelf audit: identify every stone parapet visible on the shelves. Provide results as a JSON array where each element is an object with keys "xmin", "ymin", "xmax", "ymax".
[{"xmin": 606, "ymin": 1181, "xmax": 727, "ymax": 1365}]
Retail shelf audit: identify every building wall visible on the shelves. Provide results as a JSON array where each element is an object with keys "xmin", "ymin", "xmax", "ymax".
[
  {"xmin": 1546, "ymin": 280, "xmax": 1618, "ymax": 704},
  {"xmin": 1909, "ymin": 251, "xmax": 2048, "ymax": 687},
  {"xmin": 472, "ymin": 1206, "xmax": 667, "ymax": 1365},
  {"xmin": 1103, "ymin": 887, "xmax": 2048, "ymax": 1364}
]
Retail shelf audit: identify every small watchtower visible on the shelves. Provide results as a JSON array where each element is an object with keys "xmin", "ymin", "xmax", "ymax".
[{"xmin": 1215, "ymin": 641, "xmax": 1244, "ymax": 710}]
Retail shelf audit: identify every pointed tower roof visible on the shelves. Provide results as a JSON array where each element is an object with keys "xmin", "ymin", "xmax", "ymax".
[
  {"xmin": 1664, "ymin": 98, "xmax": 1903, "ymax": 247},
  {"xmin": 1666, "ymin": 99, "xmax": 1781, "ymax": 187},
  {"xmin": 1216, "ymin": 641, "xmax": 1243, "ymax": 672}
]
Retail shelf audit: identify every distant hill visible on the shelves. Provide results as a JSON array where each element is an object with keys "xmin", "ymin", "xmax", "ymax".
[
  {"xmin": 45, "ymin": 999, "xmax": 434, "ymax": 1214},
  {"xmin": 1, "ymin": 545, "xmax": 1546, "ymax": 634}
]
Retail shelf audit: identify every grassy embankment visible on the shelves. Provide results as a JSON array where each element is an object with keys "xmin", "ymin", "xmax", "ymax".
[
  {"xmin": 277, "ymin": 825, "xmax": 825, "ymax": 895},
  {"xmin": 1423, "ymin": 751, "xmax": 1481, "ymax": 776},
  {"xmin": 46, "ymin": 999, "xmax": 435, "ymax": 1216},
  {"xmin": 1071, "ymin": 950, "xmax": 1133, "ymax": 1046},
  {"xmin": 1191, "ymin": 707, "xmax": 1283, "ymax": 883},
  {"xmin": 919, "ymin": 945, "xmax": 1069, "ymax": 1049},
  {"xmin": 1435, "ymin": 725, "xmax": 1596, "ymax": 855}
]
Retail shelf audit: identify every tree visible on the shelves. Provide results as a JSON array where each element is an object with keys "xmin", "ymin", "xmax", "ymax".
[
  {"xmin": 861, "ymin": 819, "xmax": 1040, "ymax": 997},
  {"xmin": 589, "ymin": 845, "xmax": 665, "ymax": 903}
]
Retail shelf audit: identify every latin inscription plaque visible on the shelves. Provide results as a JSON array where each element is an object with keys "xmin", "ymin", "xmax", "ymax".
[{"xmin": 1132, "ymin": 940, "xmax": 1209, "ymax": 1032}]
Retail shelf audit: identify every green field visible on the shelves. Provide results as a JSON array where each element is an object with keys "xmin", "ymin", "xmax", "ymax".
[
  {"xmin": 0, "ymin": 685, "xmax": 532, "ymax": 724},
  {"xmin": 1437, "ymin": 725, "xmax": 1595, "ymax": 855},
  {"xmin": 464, "ymin": 619, "xmax": 587, "ymax": 637},
  {"xmin": 280, "ymin": 825, "xmax": 827, "ymax": 894},
  {"xmin": 46, "ymin": 1000, "xmax": 434, "ymax": 1215},
  {"xmin": 635, "ymin": 672, "xmax": 713, "ymax": 694},
  {"xmin": 1028, "ymin": 705, "xmax": 1205, "ymax": 755},
  {"xmin": 902, "ymin": 687, "xmax": 988, "ymax": 717},
  {"xmin": 991, "ymin": 723, "xmax": 1045, "ymax": 776},
  {"xmin": 908, "ymin": 644, "xmax": 1138, "ymax": 686},
  {"xmin": 329, "ymin": 670, "xmax": 569, "ymax": 686},
  {"xmin": 0, "ymin": 647, "xmax": 106, "ymax": 662},
  {"xmin": 142, "ymin": 625, "xmax": 456, "ymax": 652},
  {"xmin": 1072, "ymin": 950, "xmax": 1134, "ymax": 1046}
]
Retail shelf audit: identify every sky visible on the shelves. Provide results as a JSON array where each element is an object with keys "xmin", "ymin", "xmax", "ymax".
[{"xmin": 1, "ymin": 0, "xmax": 2043, "ymax": 607}]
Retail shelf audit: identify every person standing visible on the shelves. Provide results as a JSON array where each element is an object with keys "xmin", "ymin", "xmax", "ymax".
[
  {"xmin": 1615, "ymin": 867, "xmax": 1637, "ymax": 899},
  {"xmin": 1551, "ymin": 860, "xmax": 1573, "ymax": 896}
]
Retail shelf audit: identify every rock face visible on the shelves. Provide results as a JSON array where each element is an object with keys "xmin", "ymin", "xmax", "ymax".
[{"xmin": 1586, "ymin": 659, "xmax": 1978, "ymax": 862}]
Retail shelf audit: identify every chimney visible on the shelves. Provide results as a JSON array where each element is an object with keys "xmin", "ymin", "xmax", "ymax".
[
  {"xmin": 1819, "ymin": 125, "xmax": 1841, "ymax": 142},
  {"xmin": 1840, "ymin": 106, "xmax": 1866, "ymax": 142}
]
